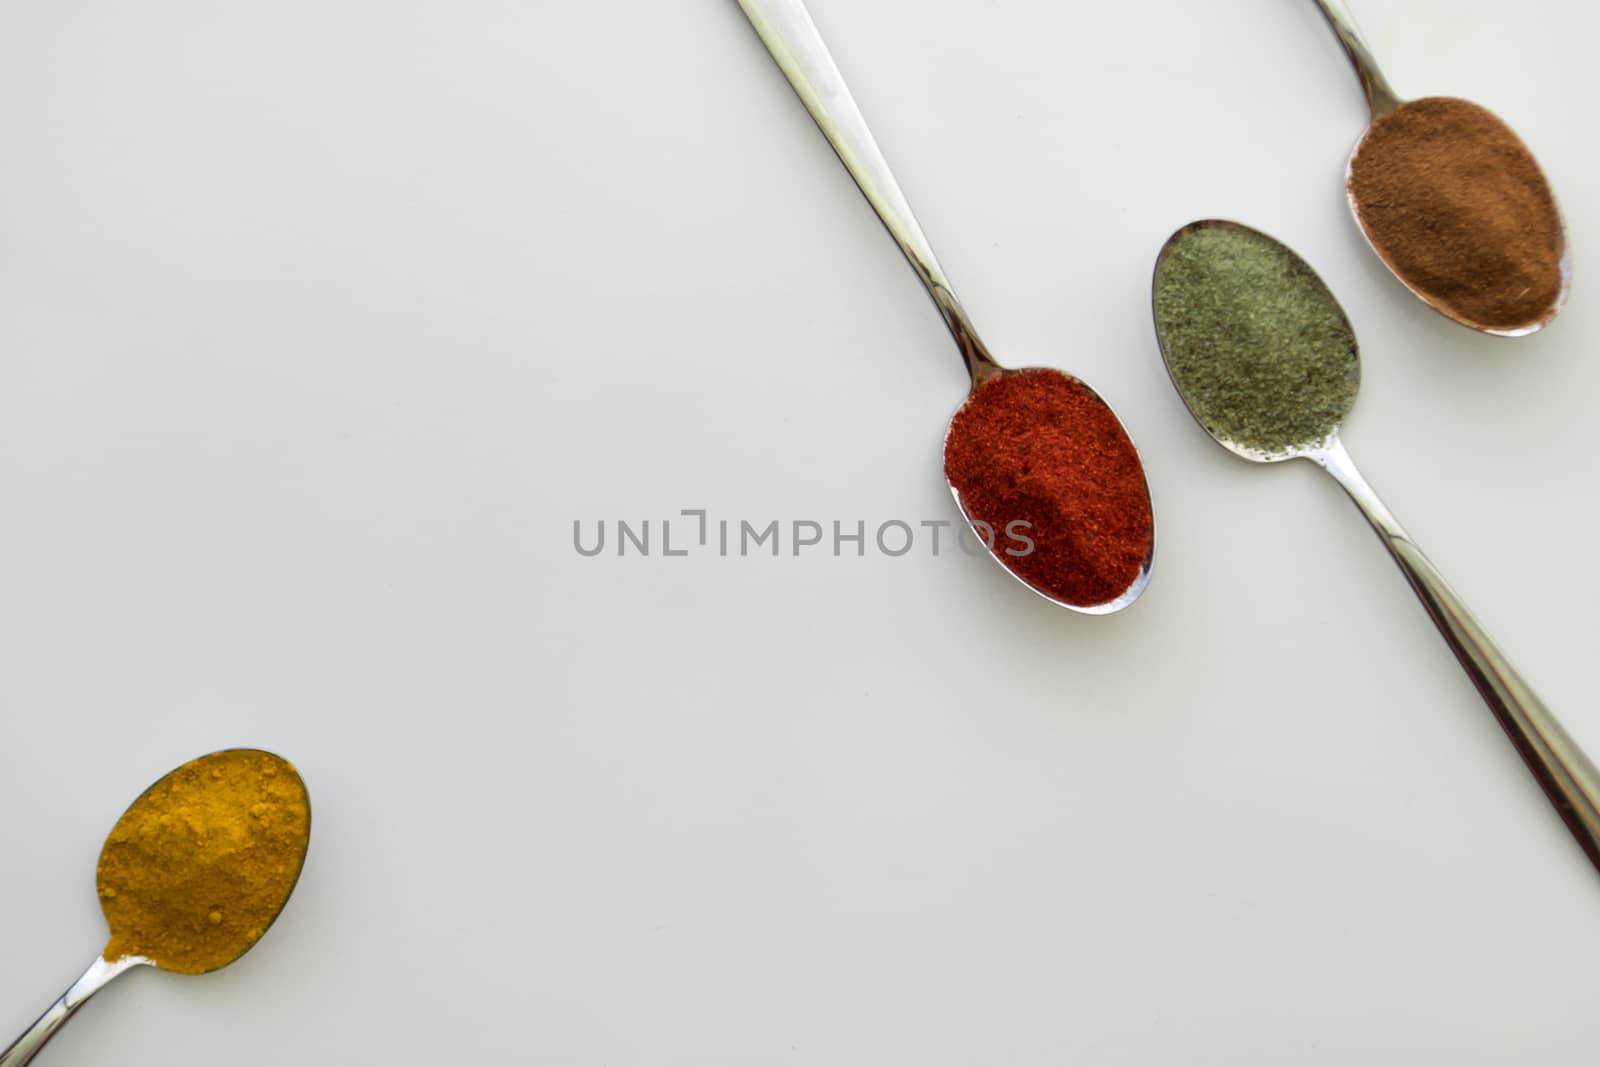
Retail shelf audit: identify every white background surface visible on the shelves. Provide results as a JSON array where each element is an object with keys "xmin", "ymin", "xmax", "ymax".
[{"xmin": 1, "ymin": 0, "xmax": 1597, "ymax": 1063}]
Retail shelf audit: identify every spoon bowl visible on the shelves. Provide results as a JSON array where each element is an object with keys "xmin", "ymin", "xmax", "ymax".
[
  {"xmin": 1313, "ymin": 0, "xmax": 1570, "ymax": 335},
  {"xmin": 1152, "ymin": 218, "xmax": 1600, "ymax": 879},
  {"xmin": 98, "ymin": 748, "xmax": 312, "ymax": 975},
  {"xmin": 944, "ymin": 366, "xmax": 1155, "ymax": 613},
  {"xmin": 1152, "ymin": 219, "xmax": 1360, "ymax": 464}
]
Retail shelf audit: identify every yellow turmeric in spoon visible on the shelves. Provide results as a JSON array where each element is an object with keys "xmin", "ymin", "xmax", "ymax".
[
  {"xmin": 98, "ymin": 749, "xmax": 311, "ymax": 974},
  {"xmin": 1, "ymin": 749, "xmax": 311, "ymax": 1067}
]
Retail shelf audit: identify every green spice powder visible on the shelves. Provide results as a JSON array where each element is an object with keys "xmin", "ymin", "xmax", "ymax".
[{"xmin": 1153, "ymin": 225, "xmax": 1358, "ymax": 454}]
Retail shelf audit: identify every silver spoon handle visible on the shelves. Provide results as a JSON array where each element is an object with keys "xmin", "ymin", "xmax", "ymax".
[
  {"xmin": 1309, "ymin": 0, "xmax": 1402, "ymax": 118},
  {"xmin": 733, "ymin": 0, "xmax": 1001, "ymax": 383},
  {"xmin": 0, "ymin": 957, "xmax": 139, "ymax": 1067},
  {"xmin": 1317, "ymin": 438, "xmax": 1600, "ymax": 873}
]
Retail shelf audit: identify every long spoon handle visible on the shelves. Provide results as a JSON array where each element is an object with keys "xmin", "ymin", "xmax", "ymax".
[
  {"xmin": 0, "ymin": 957, "xmax": 141, "ymax": 1067},
  {"xmin": 1309, "ymin": 0, "xmax": 1402, "ymax": 118},
  {"xmin": 732, "ymin": 0, "xmax": 1002, "ymax": 384},
  {"xmin": 1318, "ymin": 438, "xmax": 1600, "ymax": 874}
]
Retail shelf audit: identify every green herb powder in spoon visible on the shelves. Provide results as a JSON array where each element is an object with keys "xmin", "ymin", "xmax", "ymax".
[{"xmin": 1153, "ymin": 224, "xmax": 1358, "ymax": 454}]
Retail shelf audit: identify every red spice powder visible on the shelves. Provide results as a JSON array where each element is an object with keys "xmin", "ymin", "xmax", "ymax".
[{"xmin": 943, "ymin": 369, "xmax": 1153, "ymax": 608}]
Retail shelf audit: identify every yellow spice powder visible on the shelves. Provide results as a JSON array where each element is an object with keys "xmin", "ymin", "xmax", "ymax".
[{"xmin": 97, "ymin": 749, "xmax": 311, "ymax": 975}]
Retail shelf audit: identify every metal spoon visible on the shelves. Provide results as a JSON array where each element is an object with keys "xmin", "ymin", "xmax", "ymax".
[
  {"xmin": 733, "ymin": 0, "xmax": 1154, "ymax": 613},
  {"xmin": 1311, "ymin": 0, "xmax": 1571, "ymax": 335},
  {"xmin": 1, "ymin": 750, "xmax": 312, "ymax": 1067},
  {"xmin": 1153, "ymin": 219, "xmax": 1600, "ymax": 876}
]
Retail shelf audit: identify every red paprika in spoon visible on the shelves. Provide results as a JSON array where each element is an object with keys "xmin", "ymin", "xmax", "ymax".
[{"xmin": 945, "ymin": 369, "xmax": 1154, "ymax": 610}]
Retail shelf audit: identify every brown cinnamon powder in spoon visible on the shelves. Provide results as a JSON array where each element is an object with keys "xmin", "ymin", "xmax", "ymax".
[{"xmin": 1347, "ymin": 97, "xmax": 1565, "ymax": 331}]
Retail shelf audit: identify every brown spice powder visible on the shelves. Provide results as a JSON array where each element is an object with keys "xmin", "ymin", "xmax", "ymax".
[{"xmin": 1347, "ymin": 97, "xmax": 1565, "ymax": 331}]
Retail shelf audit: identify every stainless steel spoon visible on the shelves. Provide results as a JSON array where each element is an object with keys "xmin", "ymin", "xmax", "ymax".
[
  {"xmin": 1312, "ymin": 0, "xmax": 1571, "ymax": 335},
  {"xmin": 734, "ymin": 0, "xmax": 1154, "ymax": 613},
  {"xmin": 1, "ymin": 750, "xmax": 312, "ymax": 1067},
  {"xmin": 1154, "ymin": 219, "xmax": 1600, "ymax": 876}
]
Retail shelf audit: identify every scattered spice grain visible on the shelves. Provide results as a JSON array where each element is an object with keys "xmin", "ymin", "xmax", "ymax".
[
  {"xmin": 944, "ymin": 369, "xmax": 1152, "ymax": 607},
  {"xmin": 1348, "ymin": 97, "xmax": 1565, "ymax": 331}
]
